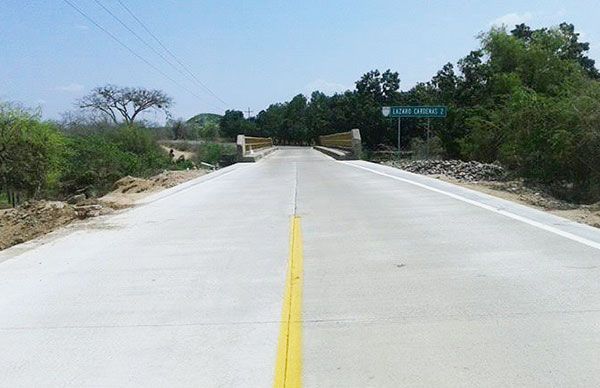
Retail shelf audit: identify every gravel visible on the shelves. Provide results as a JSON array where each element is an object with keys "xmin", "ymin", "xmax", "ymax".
[{"xmin": 385, "ymin": 159, "xmax": 507, "ymax": 182}]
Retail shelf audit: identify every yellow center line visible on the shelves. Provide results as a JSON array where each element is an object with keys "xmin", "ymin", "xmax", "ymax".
[{"xmin": 274, "ymin": 216, "xmax": 303, "ymax": 388}]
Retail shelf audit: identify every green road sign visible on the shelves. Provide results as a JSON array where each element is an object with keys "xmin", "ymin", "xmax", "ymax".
[{"xmin": 382, "ymin": 105, "xmax": 447, "ymax": 118}]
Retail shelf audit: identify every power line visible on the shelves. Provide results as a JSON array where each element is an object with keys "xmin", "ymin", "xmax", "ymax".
[
  {"xmin": 62, "ymin": 0, "xmax": 223, "ymax": 111},
  {"xmin": 115, "ymin": 0, "xmax": 230, "ymax": 107},
  {"xmin": 92, "ymin": 1, "xmax": 183, "ymax": 80},
  {"xmin": 93, "ymin": 0, "xmax": 226, "ymax": 109}
]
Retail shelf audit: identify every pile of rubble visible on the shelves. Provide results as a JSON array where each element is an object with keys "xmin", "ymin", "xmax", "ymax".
[
  {"xmin": 110, "ymin": 170, "xmax": 207, "ymax": 194},
  {"xmin": 0, "ymin": 201, "xmax": 76, "ymax": 250},
  {"xmin": 385, "ymin": 159, "xmax": 507, "ymax": 182},
  {"xmin": 0, "ymin": 197, "xmax": 114, "ymax": 251}
]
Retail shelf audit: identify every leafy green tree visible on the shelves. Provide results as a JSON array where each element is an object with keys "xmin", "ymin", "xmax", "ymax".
[
  {"xmin": 256, "ymin": 104, "xmax": 285, "ymax": 141},
  {"xmin": 356, "ymin": 69, "xmax": 400, "ymax": 103},
  {"xmin": 0, "ymin": 103, "xmax": 65, "ymax": 203},
  {"xmin": 456, "ymin": 50, "xmax": 491, "ymax": 105},
  {"xmin": 219, "ymin": 110, "xmax": 246, "ymax": 140},
  {"xmin": 511, "ymin": 22, "xmax": 599, "ymax": 79},
  {"xmin": 306, "ymin": 91, "xmax": 333, "ymax": 143},
  {"xmin": 284, "ymin": 94, "xmax": 309, "ymax": 145}
]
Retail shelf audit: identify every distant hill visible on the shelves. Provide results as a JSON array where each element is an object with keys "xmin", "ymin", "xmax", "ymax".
[{"xmin": 187, "ymin": 113, "xmax": 222, "ymax": 127}]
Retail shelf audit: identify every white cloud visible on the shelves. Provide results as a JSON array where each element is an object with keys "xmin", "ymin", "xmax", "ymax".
[
  {"xmin": 490, "ymin": 12, "xmax": 533, "ymax": 28},
  {"xmin": 304, "ymin": 79, "xmax": 350, "ymax": 95},
  {"xmin": 74, "ymin": 24, "xmax": 90, "ymax": 31},
  {"xmin": 56, "ymin": 83, "xmax": 84, "ymax": 93}
]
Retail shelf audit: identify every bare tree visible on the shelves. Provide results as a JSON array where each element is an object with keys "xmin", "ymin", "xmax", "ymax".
[{"xmin": 79, "ymin": 85, "xmax": 172, "ymax": 125}]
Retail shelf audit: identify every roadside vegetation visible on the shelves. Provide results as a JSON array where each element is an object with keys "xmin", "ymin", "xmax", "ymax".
[
  {"xmin": 0, "ymin": 86, "xmax": 232, "ymax": 209},
  {"xmin": 0, "ymin": 85, "xmax": 236, "ymax": 249},
  {"xmin": 219, "ymin": 23, "xmax": 600, "ymax": 203},
  {"xmin": 2, "ymin": 22, "xmax": 599, "ymax": 207}
]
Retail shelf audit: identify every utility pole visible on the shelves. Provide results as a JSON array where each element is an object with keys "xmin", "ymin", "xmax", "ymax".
[
  {"xmin": 245, "ymin": 107, "xmax": 253, "ymax": 119},
  {"xmin": 426, "ymin": 118, "xmax": 431, "ymax": 159},
  {"xmin": 397, "ymin": 117, "xmax": 401, "ymax": 153}
]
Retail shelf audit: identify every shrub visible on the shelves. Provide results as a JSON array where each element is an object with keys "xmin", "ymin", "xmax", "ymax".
[
  {"xmin": 60, "ymin": 135, "xmax": 140, "ymax": 196},
  {"xmin": 195, "ymin": 143, "xmax": 236, "ymax": 166},
  {"xmin": 60, "ymin": 126, "xmax": 171, "ymax": 196},
  {"xmin": 110, "ymin": 126, "xmax": 171, "ymax": 173},
  {"xmin": 409, "ymin": 136, "xmax": 444, "ymax": 160},
  {"xmin": 0, "ymin": 103, "xmax": 66, "ymax": 202}
]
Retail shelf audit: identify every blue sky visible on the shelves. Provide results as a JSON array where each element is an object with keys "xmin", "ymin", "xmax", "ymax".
[{"xmin": 1, "ymin": 0, "xmax": 599, "ymax": 122}]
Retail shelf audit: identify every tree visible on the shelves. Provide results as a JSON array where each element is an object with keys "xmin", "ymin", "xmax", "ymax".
[
  {"xmin": 356, "ymin": 69, "xmax": 400, "ymax": 103},
  {"xmin": 0, "ymin": 102, "xmax": 65, "ymax": 203},
  {"xmin": 511, "ymin": 23, "xmax": 533, "ymax": 41},
  {"xmin": 306, "ymin": 91, "xmax": 333, "ymax": 142},
  {"xmin": 431, "ymin": 63, "xmax": 459, "ymax": 102},
  {"xmin": 456, "ymin": 50, "xmax": 491, "ymax": 105},
  {"xmin": 556, "ymin": 22, "xmax": 600, "ymax": 79},
  {"xmin": 284, "ymin": 94, "xmax": 308, "ymax": 144},
  {"xmin": 219, "ymin": 110, "xmax": 246, "ymax": 140},
  {"xmin": 79, "ymin": 85, "xmax": 172, "ymax": 125},
  {"xmin": 170, "ymin": 119, "xmax": 188, "ymax": 140},
  {"xmin": 256, "ymin": 104, "xmax": 285, "ymax": 141},
  {"xmin": 511, "ymin": 22, "xmax": 600, "ymax": 79}
]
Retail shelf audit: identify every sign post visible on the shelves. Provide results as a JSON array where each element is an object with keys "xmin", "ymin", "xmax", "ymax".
[
  {"xmin": 382, "ymin": 106, "xmax": 447, "ymax": 154},
  {"xmin": 397, "ymin": 117, "xmax": 401, "ymax": 152},
  {"xmin": 426, "ymin": 118, "xmax": 431, "ymax": 158}
]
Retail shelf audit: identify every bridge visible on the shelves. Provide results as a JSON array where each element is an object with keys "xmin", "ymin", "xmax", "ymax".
[{"xmin": 1, "ymin": 146, "xmax": 600, "ymax": 386}]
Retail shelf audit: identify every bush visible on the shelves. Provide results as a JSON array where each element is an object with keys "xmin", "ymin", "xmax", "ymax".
[
  {"xmin": 195, "ymin": 143, "xmax": 236, "ymax": 166},
  {"xmin": 60, "ymin": 135, "xmax": 139, "ymax": 196},
  {"xmin": 409, "ymin": 136, "xmax": 444, "ymax": 160},
  {"xmin": 0, "ymin": 103, "xmax": 66, "ymax": 202},
  {"xmin": 60, "ymin": 126, "xmax": 171, "ymax": 196},
  {"xmin": 110, "ymin": 126, "xmax": 171, "ymax": 173}
]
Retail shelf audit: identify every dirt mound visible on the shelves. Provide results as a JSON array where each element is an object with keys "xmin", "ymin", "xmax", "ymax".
[
  {"xmin": 150, "ymin": 170, "xmax": 207, "ymax": 188},
  {"xmin": 0, "ymin": 201, "xmax": 77, "ymax": 250},
  {"xmin": 386, "ymin": 159, "xmax": 507, "ymax": 182},
  {"xmin": 0, "ymin": 200, "xmax": 118, "ymax": 251},
  {"xmin": 111, "ymin": 176, "xmax": 161, "ymax": 194},
  {"xmin": 0, "ymin": 169, "xmax": 210, "ymax": 251},
  {"xmin": 101, "ymin": 170, "xmax": 207, "ymax": 208},
  {"xmin": 111, "ymin": 170, "xmax": 207, "ymax": 194}
]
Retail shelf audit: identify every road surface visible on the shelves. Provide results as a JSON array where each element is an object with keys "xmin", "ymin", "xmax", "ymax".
[{"xmin": 1, "ymin": 147, "xmax": 600, "ymax": 387}]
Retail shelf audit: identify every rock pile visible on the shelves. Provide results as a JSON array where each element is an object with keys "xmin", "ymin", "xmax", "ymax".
[
  {"xmin": 0, "ymin": 201, "xmax": 78, "ymax": 250},
  {"xmin": 75, "ymin": 204, "xmax": 105, "ymax": 218},
  {"xmin": 0, "ymin": 200, "xmax": 113, "ymax": 251},
  {"xmin": 385, "ymin": 159, "xmax": 507, "ymax": 182}
]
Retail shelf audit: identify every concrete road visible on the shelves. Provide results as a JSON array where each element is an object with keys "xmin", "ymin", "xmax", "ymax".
[{"xmin": 1, "ymin": 147, "xmax": 600, "ymax": 387}]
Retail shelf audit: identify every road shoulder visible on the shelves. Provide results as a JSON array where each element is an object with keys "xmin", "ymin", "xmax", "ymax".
[{"xmin": 343, "ymin": 160, "xmax": 600, "ymax": 250}]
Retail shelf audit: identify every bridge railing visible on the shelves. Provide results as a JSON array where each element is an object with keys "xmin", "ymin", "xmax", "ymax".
[
  {"xmin": 316, "ymin": 129, "xmax": 361, "ymax": 159},
  {"xmin": 236, "ymin": 135, "xmax": 275, "ymax": 162},
  {"xmin": 244, "ymin": 136, "xmax": 273, "ymax": 152}
]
